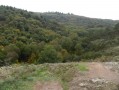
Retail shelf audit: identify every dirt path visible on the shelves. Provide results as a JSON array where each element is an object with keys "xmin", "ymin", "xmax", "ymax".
[
  {"xmin": 33, "ymin": 62, "xmax": 119, "ymax": 90},
  {"xmin": 87, "ymin": 62, "xmax": 119, "ymax": 83},
  {"xmin": 70, "ymin": 62, "xmax": 119, "ymax": 90},
  {"xmin": 34, "ymin": 81, "xmax": 63, "ymax": 90}
]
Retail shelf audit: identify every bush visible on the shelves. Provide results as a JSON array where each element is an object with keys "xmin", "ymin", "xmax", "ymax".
[
  {"xmin": 81, "ymin": 51, "xmax": 101, "ymax": 60},
  {"xmin": 38, "ymin": 45, "xmax": 61, "ymax": 63},
  {"xmin": 0, "ymin": 51, "xmax": 6, "ymax": 66}
]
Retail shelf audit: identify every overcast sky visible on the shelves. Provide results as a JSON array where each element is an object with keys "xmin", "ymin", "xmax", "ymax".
[{"xmin": 0, "ymin": 0, "xmax": 119, "ymax": 20}]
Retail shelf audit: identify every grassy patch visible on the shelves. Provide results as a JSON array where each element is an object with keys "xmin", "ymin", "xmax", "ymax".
[
  {"xmin": 75, "ymin": 63, "xmax": 88, "ymax": 71},
  {"xmin": 47, "ymin": 63, "xmax": 78, "ymax": 90},
  {"xmin": 0, "ymin": 64, "xmax": 57, "ymax": 90},
  {"xmin": 0, "ymin": 79, "xmax": 33, "ymax": 90},
  {"xmin": 0, "ymin": 63, "xmax": 87, "ymax": 90}
]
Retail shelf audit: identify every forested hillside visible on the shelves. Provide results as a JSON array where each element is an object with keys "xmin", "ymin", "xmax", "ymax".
[
  {"xmin": 0, "ymin": 5, "xmax": 119, "ymax": 66},
  {"xmin": 39, "ymin": 12, "xmax": 118, "ymax": 29}
]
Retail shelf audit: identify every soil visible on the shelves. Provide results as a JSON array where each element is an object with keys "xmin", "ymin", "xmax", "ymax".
[
  {"xmin": 70, "ymin": 62, "xmax": 119, "ymax": 90},
  {"xmin": 34, "ymin": 62, "xmax": 119, "ymax": 90},
  {"xmin": 88, "ymin": 62, "xmax": 119, "ymax": 83},
  {"xmin": 34, "ymin": 81, "xmax": 63, "ymax": 90}
]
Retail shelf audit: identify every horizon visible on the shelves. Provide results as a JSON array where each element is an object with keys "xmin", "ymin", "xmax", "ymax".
[{"xmin": 0, "ymin": 0, "xmax": 119, "ymax": 20}]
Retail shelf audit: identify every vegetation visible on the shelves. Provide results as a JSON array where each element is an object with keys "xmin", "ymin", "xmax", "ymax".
[
  {"xmin": 0, "ymin": 63, "xmax": 88, "ymax": 90},
  {"xmin": 75, "ymin": 63, "xmax": 88, "ymax": 71},
  {"xmin": 0, "ymin": 5, "xmax": 119, "ymax": 65},
  {"xmin": 39, "ymin": 12, "xmax": 118, "ymax": 29}
]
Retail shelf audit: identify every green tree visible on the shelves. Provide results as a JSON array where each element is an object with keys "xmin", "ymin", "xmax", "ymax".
[
  {"xmin": 114, "ymin": 23, "xmax": 119, "ymax": 31},
  {"xmin": 60, "ymin": 37, "xmax": 73, "ymax": 52},
  {"xmin": 75, "ymin": 43, "xmax": 83, "ymax": 55},
  {"xmin": 4, "ymin": 44, "xmax": 20, "ymax": 65},
  {"xmin": 0, "ymin": 49, "xmax": 6, "ymax": 66},
  {"xmin": 38, "ymin": 45, "xmax": 60, "ymax": 63}
]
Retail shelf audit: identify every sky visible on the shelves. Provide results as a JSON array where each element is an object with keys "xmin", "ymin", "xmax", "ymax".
[{"xmin": 0, "ymin": 0, "xmax": 119, "ymax": 20}]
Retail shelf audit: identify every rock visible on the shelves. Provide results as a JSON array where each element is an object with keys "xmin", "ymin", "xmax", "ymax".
[
  {"xmin": 91, "ymin": 78, "xmax": 106, "ymax": 83},
  {"xmin": 79, "ymin": 83, "xmax": 87, "ymax": 87},
  {"xmin": 83, "ymin": 87, "xmax": 88, "ymax": 90}
]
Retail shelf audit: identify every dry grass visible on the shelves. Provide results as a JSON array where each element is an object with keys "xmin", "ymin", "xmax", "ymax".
[{"xmin": 0, "ymin": 63, "xmax": 88, "ymax": 90}]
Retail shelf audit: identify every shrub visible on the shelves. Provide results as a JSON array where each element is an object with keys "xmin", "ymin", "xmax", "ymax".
[{"xmin": 38, "ymin": 45, "xmax": 61, "ymax": 63}]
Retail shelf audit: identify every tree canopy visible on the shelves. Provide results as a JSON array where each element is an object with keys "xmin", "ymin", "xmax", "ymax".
[{"xmin": 0, "ymin": 5, "xmax": 119, "ymax": 65}]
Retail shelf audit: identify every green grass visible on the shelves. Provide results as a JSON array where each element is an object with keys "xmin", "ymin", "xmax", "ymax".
[
  {"xmin": 48, "ymin": 63, "xmax": 77, "ymax": 90},
  {"xmin": 75, "ymin": 63, "xmax": 88, "ymax": 71},
  {"xmin": 0, "ymin": 64, "xmax": 57, "ymax": 90},
  {"xmin": 0, "ymin": 63, "xmax": 89, "ymax": 90}
]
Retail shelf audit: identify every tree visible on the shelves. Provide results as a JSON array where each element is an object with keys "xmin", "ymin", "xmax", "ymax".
[
  {"xmin": 114, "ymin": 23, "xmax": 119, "ymax": 31},
  {"xmin": 19, "ymin": 45, "xmax": 32, "ymax": 62},
  {"xmin": 38, "ymin": 45, "xmax": 60, "ymax": 63},
  {"xmin": 60, "ymin": 37, "xmax": 73, "ymax": 52},
  {"xmin": 75, "ymin": 43, "xmax": 83, "ymax": 55},
  {"xmin": 4, "ymin": 44, "xmax": 20, "ymax": 65},
  {"xmin": 0, "ymin": 47, "xmax": 6, "ymax": 66}
]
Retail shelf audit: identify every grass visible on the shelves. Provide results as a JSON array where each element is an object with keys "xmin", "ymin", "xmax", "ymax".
[
  {"xmin": 0, "ymin": 64, "xmax": 56, "ymax": 90},
  {"xmin": 75, "ymin": 63, "xmax": 88, "ymax": 71},
  {"xmin": 0, "ymin": 63, "xmax": 88, "ymax": 90},
  {"xmin": 47, "ymin": 63, "xmax": 78, "ymax": 90}
]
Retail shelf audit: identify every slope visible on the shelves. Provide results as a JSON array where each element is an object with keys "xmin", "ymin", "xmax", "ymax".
[
  {"xmin": 39, "ymin": 12, "xmax": 119, "ymax": 29},
  {"xmin": 1, "ymin": 6, "xmax": 119, "ymax": 65}
]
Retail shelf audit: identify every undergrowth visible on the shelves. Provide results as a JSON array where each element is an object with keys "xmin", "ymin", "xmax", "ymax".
[{"xmin": 0, "ymin": 63, "xmax": 88, "ymax": 90}]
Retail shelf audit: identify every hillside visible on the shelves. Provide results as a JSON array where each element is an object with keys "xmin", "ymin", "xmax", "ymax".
[
  {"xmin": 39, "ymin": 12, "xmax": 118, "ymax": 29},
  {"xmin": 1, "ymin": 6, "xmax": 119, "ymax": 66},
  {"xmin": 1, "ymin": 5, "xmax": 119, "ymax": 90}
]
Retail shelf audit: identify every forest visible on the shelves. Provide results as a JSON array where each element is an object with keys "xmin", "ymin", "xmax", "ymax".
[{"xmin": 1, "ymin": 5, "xmax": 119, "ymax": 66}]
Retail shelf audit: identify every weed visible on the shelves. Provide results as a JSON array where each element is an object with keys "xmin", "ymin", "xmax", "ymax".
[
  {"xmin": 75, "ymin": 63, "xmax": 88, "ymax": 71},
  {"xmin": 0, "ymin": 63, "xmax": 87, "ymax": 90}
]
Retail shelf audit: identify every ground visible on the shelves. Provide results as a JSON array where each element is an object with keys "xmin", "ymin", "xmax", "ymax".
[
  {"xmin": 70, "ymin": 62, "xmax": 119, "ymax": 90},
  {"xmin": 0, "ymin": 62, "xmax": 119, "ymax": 90},
  {"xmin": 33, "ymin": 62, "xmax": 119, "ymax": 90},
  {"xmin": 34, "ymin": 81, "xmax": 63, "ymax": 90}
]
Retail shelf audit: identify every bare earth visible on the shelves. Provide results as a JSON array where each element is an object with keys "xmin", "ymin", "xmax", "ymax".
[
  {"xmin": 87, "ymin": 62, "xmax": 119, "ymax": 83},
  {"xmin": 34, "ymin": 81, "xmax": 63, "ymax": 90},
  {"xmin": 70, "ymin": 62, "xmax": 119, "ymax": 90},
  {"xmin": 34, "ymin": 62, "xmax": 119, "ymax": 90}
]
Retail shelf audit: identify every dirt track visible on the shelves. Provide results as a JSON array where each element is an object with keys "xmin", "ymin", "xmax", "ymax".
[
  {"xmin": 34, "ymin": 81, "xmax": 63, "ymax": 90},
  {"xmin": 88, "ymin": 62, "xmax": 119, "ymax": 83},
  {"xmin": 70, "ymin": 62, "xmax": 119, "ymax": 90},
  {"xmin": 34, "ymin": 62, "xmax": 119, "ymax": 90}
]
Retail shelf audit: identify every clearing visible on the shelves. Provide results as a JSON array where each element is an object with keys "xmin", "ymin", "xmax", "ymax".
[{"xmin": 0, "ymin": 62, "xmax": 119, "ymax": 90}]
